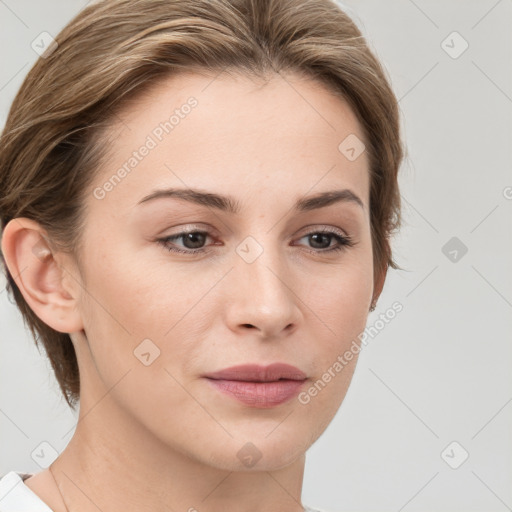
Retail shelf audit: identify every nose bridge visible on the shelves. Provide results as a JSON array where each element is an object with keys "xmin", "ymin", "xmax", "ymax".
[{"xmin": 228, "ymin": 233, "xmax": 300, "ymax": 335}]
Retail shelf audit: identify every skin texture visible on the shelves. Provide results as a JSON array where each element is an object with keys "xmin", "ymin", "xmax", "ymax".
[{"xmin": 3, "ymin": 70, "xmax": 386, "ymax": 512}]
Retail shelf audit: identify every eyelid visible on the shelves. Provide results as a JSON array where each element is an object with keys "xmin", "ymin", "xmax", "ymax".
[
  {"xmin": 159, "ymin": 223, "xmax": 217, "ymax": 237},
  {"xmin": 296, "ymin": 224, "xmax": 350, "ymax": 239}
]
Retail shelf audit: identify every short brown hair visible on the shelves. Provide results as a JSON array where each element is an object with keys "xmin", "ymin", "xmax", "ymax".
[{"xmin": 0, "ymin": 0, "xmax": 405, "ymax": 410}]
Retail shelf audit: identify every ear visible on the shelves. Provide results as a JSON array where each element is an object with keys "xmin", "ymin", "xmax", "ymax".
[{"xmin": 1, "ymin": 217, "xmax": 84, "ymax": 333}]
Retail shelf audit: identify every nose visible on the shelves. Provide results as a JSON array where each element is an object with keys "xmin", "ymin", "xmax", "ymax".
[{"xmin": 224, "ymin": 241, "xmax": 302, "ymax": 339}]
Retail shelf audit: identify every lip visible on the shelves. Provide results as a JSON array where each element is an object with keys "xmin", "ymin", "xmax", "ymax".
[
  {"xmin": 203, "ymin": 363, "xmax": 307, "ymax": 408},
  {"xmin": 204, "ymin": 363, "xmax": 307, "ymax": 382}
]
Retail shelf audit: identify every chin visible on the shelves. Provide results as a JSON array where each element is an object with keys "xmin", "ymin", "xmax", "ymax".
[{"xmin": 197, "ymin": 429, "xmax": 311, "ymax": 472}]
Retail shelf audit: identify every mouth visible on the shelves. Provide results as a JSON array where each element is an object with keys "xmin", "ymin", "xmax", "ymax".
[{"xmin": 203, "ymin": 363, "xmax": 307, "ymax": 408}]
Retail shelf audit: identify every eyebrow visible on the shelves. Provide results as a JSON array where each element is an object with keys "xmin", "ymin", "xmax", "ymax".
[{"xmin": 137, "ymin": 187, "xmax": 365, "ymax": 213}]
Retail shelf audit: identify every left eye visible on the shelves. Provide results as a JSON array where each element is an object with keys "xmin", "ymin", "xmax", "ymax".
[{"xmin": 296, "ymin": 231, "xmax": 353, "ymax": 252}]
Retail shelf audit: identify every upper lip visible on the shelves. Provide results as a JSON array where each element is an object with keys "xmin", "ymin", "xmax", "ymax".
[{"xmin": 204, "ymin": 363, "xmax": 307, "ymax": 382}]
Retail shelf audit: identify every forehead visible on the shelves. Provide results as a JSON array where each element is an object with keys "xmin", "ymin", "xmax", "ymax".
[{"xmin": 88, "ymin": 70, "xmax": 370, "ymax": 215}]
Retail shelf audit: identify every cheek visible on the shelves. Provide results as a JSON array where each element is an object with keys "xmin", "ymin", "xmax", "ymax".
[
  {"xmin": 74, "ymin": 241, "xmax": 157, "ymax": 375},
  {"xmin": 77, "ymin": 244, "xmax": 218, "ymax": 380},
  {"xmin": 300, "ymin": 246, "xmax": 373, "ymax": 402},
  {"xmin": 308, "ymin": 253, "xmax": 373, "ymax": 339},
  {"xmin": 297, "ymin": 264, "xmax": 371, "ymax": 440},
  {"xmin": 79, "ymin": 241, "xmax": 189, "ymax": 337}
]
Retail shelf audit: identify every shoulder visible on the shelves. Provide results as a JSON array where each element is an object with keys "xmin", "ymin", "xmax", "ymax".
[{"xmin": 0, "ymin": 470, "xmax": 53, "ymax": 511}]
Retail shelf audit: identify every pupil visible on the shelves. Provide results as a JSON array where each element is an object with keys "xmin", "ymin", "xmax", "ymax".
[
  {"xmin": 310, "ymin": 233, "xmax": 330, "ymax": 248},
  {"xmin": 184, "ymin": 232, "xmax": 205, "ymax": 248}
]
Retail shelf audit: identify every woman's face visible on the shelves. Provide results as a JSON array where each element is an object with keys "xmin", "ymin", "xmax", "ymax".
[{"xmin": 67, "ymin": 70, "xmax": 376, "ymax": 470}]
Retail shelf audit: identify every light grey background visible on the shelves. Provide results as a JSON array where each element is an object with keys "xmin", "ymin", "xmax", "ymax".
[{"xmin": 1, "ymin": 1, "xmax": 511, "ymax": 511}]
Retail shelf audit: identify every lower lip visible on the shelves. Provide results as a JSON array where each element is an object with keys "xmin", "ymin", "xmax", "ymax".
[{"xmin": 206, "ymin": 378, "xmax": 305, "ymax": 408}]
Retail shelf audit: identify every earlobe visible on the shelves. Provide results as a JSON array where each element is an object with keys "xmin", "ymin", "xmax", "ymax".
[{"xmin": 1, "ymin": 217, "xmax": 84, "ymax": 334}]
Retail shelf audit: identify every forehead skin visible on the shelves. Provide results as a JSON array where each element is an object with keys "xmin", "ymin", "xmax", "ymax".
[{"xmin": 85, "ymin": 70, "xmax": 370, "ymax": 231}]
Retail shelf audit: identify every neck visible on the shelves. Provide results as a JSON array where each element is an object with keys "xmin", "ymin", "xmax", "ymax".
[{"xmin": 49, "ymin": 392, "xmax": 307, "ymax": 512}]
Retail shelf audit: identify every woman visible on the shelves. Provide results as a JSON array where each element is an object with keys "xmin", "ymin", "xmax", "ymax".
[{"xmin": 0, "ymin": 0, "xmax": 404, "ymax": 510}]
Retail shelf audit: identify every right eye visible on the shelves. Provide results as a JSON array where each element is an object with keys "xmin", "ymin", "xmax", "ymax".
[{"xmin": 157, "ymin": 230, "xmax": 214, "ymax": 254}]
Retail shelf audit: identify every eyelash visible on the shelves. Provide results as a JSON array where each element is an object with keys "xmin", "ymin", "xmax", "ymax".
[{"xmin": 157, "ymin": 227, "xmax": 355, "ymax": 255}]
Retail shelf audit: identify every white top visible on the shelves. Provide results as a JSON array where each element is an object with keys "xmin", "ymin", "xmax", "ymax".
[
  {"xmin": 0, "ymin": 471, "xmax": 53, "ymax": 511},
  {"xmin": 0, "ymin": 471, "xmax": 328, "ymax": 512}
]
